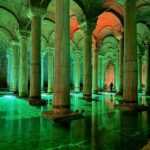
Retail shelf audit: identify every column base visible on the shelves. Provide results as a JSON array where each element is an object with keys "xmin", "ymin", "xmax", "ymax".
[
  {"xmin": 114, "ymin": 103, "xmax": 148, "ymax": 112},
  {"xmin": 92, "ymin": 90, "xmax": 99, "ymax": 94},
  {"xmin": 11, "ymin": 90, "xmax": 19, "ymax": 95},
  {"xmin": 19, "ymin": 93, "xmax": 28, "ymax": 98},
  {"xmin": 83, "ymin": 94, "xmax": 92, "ymax": 101},
  {"xmin": 116, "ymin": 92, "xmax": 123, "ymax": 97},
  {"xmin": 47, "ymin": 92, "xmax": 53, "ymax": 94},
  {"xmin": 145, "ymin": 92, "xmax": 150, "ymax": 96},
  {"xmin": 138, "ymin": 90, "xmax": 142, "ymax": 93},
  {"xmin": 73, "ymin": 91, "xmax": 80, "ymax": 94},
  {"xmin": 29, "ymin": 98, "xmax": 47, "ymax": 106},
  {"xmin": 42, "ymin": 110, "xmax": 83, "ymax": 122}
]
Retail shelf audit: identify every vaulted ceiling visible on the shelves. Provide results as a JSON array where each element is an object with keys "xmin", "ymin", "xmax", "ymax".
[{"xmin": 0, "ymin": 0, "xmax": 149, "ymax": 52}]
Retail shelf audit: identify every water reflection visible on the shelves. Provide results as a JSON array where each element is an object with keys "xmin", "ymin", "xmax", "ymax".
[{"xmin": 0, "ymin": 94, "xmax": 150, "ymax": 149}]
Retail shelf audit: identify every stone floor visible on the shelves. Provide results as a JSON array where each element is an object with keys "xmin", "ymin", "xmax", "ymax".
[{"xmin": 0, "ymin": 92, "xmax": 150, "ymax": 150}]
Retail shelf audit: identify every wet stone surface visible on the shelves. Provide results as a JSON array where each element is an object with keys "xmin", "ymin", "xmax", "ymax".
[{"xmin": 0, "ymin": 93, "xmax": 150, "ymax": 150}]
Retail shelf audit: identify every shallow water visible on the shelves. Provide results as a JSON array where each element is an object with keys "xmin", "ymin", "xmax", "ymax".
[{"xmin": 0, "ymin": 93, "xmax": 150, "ymax": 150}]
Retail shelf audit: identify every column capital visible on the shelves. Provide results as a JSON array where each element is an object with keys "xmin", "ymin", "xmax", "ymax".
[
  {"xmin": 10, "ymin": 40, "xmax": 19, "ymax": 46},
  {"xmin": 81, "ymin": 21, "xmax": 96, "ymax": 35},
  {"xmin": 73, "ymin": 50, "xmax": 82, "ymax": 57},
  {"xmin": 27, "ymin": 7, "xmax": 46, "ymax": 19},
  {"xmin": 46, "ymin": 46, "xmax": 54, "ymax": 55},
  {"xmin": 98, "ymin": 54, "xmax": 104, "ymax": 59},
  {"xmin": 116, "ymin": 32, "xmax": 123, "ymax": 40},
  {"xmin": 18, "ymin": 29, "xmax": 30, "ymax": 41}
]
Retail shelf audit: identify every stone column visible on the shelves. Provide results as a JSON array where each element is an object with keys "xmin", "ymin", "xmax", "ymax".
[
  {"xmin": 7, "ymin": 50, "xmax": 13, "ymax": 91},
  {"xmin": 114, "ymin": 57, "xmax": 120, "ymax": 92},
  {"xmin": 11, "ymin": 41, "xmax": 19, "ymax": 93},
  {"xmin": 98, "ymin": 55, "xmax": 104, "ymax": 91},
  {"xmin": 41, "ymin": 52, "xmax": 46, "ymax": 91},
  {"xmin": 83, "ymin": 21, "xmax": 95, "ymax": 100},
  {"xmin": 138, "ymin": 54, "xmax": 142, "ymax": 93},
  {"xmin": 28, "ymin": 8, "xmax": 45, "ymax": 102},
  {"xmin": 19, "ymin": 30, "xmax": 29, "ymax": 97},
  {"xmin": 92, "ymin": 44, "xmax": 98, "ymax": 93},
  {"xmin": 53, "ymin": 0, "xmax": 70, "ymax": 113},
  {"xmin": 145, "ymin": 42, "xmax": 150, "ymax": 95},
  {"xmin": 6, "ymin": 52, "xmax": 11, "ymax": 88},
  {"xmin": 118, "ymin": 36, "xmax": 124, "ymax": 95},
  {"xmin": 47, "ymin": 48, "xmax": 54, "ymax": 93},
  {"xmin": 123, "ymin": 0, "xmax": 137, "ymax": 102},
  {"xmin": 74, "ymin": 51, "xmax": 82, "ymax": 93}
]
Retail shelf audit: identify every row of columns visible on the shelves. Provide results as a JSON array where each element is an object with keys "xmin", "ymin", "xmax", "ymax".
[{"xmin": 7, "ymin": 0, "xmax": 150, "ymax": 113}]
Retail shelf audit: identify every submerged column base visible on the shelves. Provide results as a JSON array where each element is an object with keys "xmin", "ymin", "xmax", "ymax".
[
  {"xmin": 83, "ymin": 94, "xmax": 92, "ymax": 101},
  {"xmin": 42, "ymin": 110, "xmax": 82, "ymax": 122},
  {"xmin": 29, "ymin": 97, "xmax": 47, "ymax": 106}
]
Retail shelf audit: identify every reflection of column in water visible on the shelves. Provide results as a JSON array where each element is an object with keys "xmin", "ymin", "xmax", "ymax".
[
  {"xmin": 28, "ymin": 118, "xmax": 40, "ymax": 149},
  {"xmin": 91, "ymin": 101, "xmax": 99, "ymax": 149}
]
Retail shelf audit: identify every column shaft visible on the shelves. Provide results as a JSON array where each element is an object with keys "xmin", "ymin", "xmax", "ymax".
[
  {"xmin": 118, "ymin": 38, "xmax": 124, "ymax": 94},
  {"xmin": 12, "ymin": 45, "xmax": 19, "ymax": 93},
  {"xmin": 41, "ymin": 53, "xmax": 45, "ymax": 91},
  {"xmin": 74, "ymin": 53, "xmax": 81, "ymax": 92},
  {"xmin": 19, "ymin": 38, "xmax": 28, "ymax": 97},
  {"xmin": 53, "ymin": 0, "xmax": 70, "ymax": 113},
  {"xmin": 48, "ymin": 51, "xmax": 54, "ymax": 93},
  {"xmin": 30, "ymin": 16, "xmax": 41, "ymax": 98},
  {"xmin": 98, "ymin": 56, "xmax": 104, "ymax": 91},
  {"xmin": 92, "ymin": 46, "xmax": 98, "ymax": 93},
  {"xmin": 138, "ymin": 55, "xmax": 142, "ymax": 93},
  {"xmin": 123, "ymin": 0, "xmax": 137, "ymax": 101},
  {"xmin": 83, "ymin": 29, "xmax": 92, "ymax": 100},
  {"xmin": 145, "ymin": 44, "xmax": 150, "ymax": 95}
]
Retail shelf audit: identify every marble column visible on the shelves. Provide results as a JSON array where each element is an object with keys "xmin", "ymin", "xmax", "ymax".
[
  {"xmin": 47, "ymin": 48, "xmax": 54, "ymax": 93},
  {"xmin": 6, "ymin": 52, "xmax": 11, "ymax": 88},
  {"xmin": 8, "ymin": 50, "xmax": 13, "ymax": 91},
  {"xmin": 138, "ymin": 54, "xmax": 142, "ymax": 93},
  {"xmin": 98, "ymin": 55, "xmax": 104, "ymax": 91},
  {"xmin": 28, "ymin": 8, "xmax": 45, "ymax": 100},
  {"xmin": 74, "ymin": 51, "xmax": 82, "ymax": 93},
  {"xmin": 41, "ymin": 52, "xmax": 46, "ymax": 91},
  {"xmin": 53, "ymin": 0, "xmax": 70, "ymax": 113},
  {"xmin": 92, "ymin": 44, "xmax": 98, "ymax": 93},
  {"xmin": 11, "ymin": 41, "xmax": 19, "ymax": 93},
  {"xmin": 19, "ymin": 30, "xmax": 29, "ymax": 97},
  {"xmin": 145, "ymin": 43, "xmax": 150, "ymax": 95},
  {"xmin": 123, "ymin": 0, "xmax": 137, "ymax": 102},
  {"xmin": 114, "ymin": 57, "xmax": 120, "ymax": 92},
  {"xmin": 83, "ymin": 21, "xmax": 95, "ymax": 100},
  {"xmin": 118, "ymin": 37, "xmax": 124, "ymax": 95}
]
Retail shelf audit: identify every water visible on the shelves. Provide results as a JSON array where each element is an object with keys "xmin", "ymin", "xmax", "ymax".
[{"xmin": 0, "ymin": 93, "xmax": 150, "ymax": 150}]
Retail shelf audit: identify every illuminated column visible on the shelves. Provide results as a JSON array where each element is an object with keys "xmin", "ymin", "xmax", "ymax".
[
  {"xmin": 114, "ymin": 57, "xmax": 119, "ymax": 92},
  {"xmin": 47, "ymin": 48, "xmax": 54, "ymax": 93},
  {"xmin": 41, "ymin": 52, "xmax": 46, "ymax": 91},
  {"xmin": 83, "ymin": 21, "xmax": 95, "ymax": 100},
  {"xmin": 11, "ymin": 41, "xmax": 19, "ymax": 93},
  {"xmin": 53, "ymin": 0, "xmax": 70, "ymax": 113},
  {"xmin": 92, "ymin": 44, "xmax": 98, "ymax": 93},
  {"xmin": 138, "ymin": 54, "xmax": 142, "ymax": 93},
  {"xmin": 98, "ymin": 55, "xmax": 104, "ymax": 91},
  {"xmin": 118, "ymin": 37, "xmax": 124, "ymax": 95},
  {"xmin": 8, "ymin": 50, "xmax": 13, "ymax": 91},
  {"xmin": 145, "ymin": 43, "xmax": 150, "ymax": 95},
  {"xmin": 123, "ymin": 0, "xmax": 137, "ymax": 102},
  {"xmin": 74, "ymin": 51, "xmax": 82, "ymax": 93},
  {"xmin": 6, "ymin": 52, "xmax": 11, "ymax": 88},
  {"xmin": 19, "ymin": 30, "xmax": 29, "ymax": 97},
  {"xmin": 28, "ymin": 8, "xmax": 45, "ymax": 100}
]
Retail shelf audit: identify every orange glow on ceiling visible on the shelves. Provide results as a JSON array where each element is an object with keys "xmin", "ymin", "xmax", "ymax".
[
  {"xmin": 93, "ymin": 12, "xmax": 123, "ymax": 42},
  {"xmin": 70, "ymin": 12, "xmax": 123, "ymax": 43}
]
